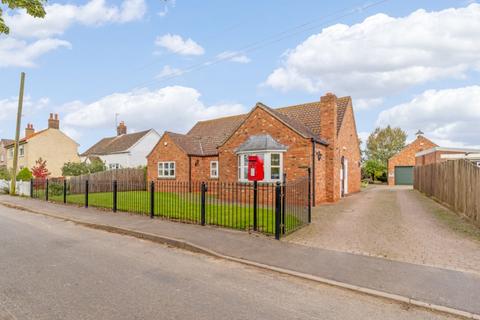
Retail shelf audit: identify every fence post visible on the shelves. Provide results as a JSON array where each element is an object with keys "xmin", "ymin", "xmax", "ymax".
[
  {"xmin": 85, "ymin": 180, "xmax": 89, "ymax": 208},
  {"xmin": 201, "ymin": 182, "xmax": 206, "ymax": 226},
  {"xmin": 113, "ymin": 180, "xmax": 117, "ymax": 212},
  {"xmin": 275, "ymin": 182, "xmax": 281, "ymax": 240},
  {"xmin": 253, "ymin": 180, "xmax": 258, "ymax": 231},
  {"xmin": 307, "ymin": 167, "xmax": 312, "ymax": 223},
  {"xmin": 30, "ymin": 178, "xmax": 33, "ymax": 198},
  {"xmin": 45, "ymin": 179, "xmax": 49, "ymax": 201},
  {"xmin": 63, "ymin": 179, "xmax": 67, "ymax": 204},
  {"xmin": 150, "ymin": 181, "xmax": 155, "ymax": 219},
  {"xmin": 282, "ymin": 173, "xmax": 286, "ymax": 234}
]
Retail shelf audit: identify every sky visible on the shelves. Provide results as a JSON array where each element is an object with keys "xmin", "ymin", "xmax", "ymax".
[{"xmin": 1, "ymin": 0, "xmax": 479, "ymax": 152}]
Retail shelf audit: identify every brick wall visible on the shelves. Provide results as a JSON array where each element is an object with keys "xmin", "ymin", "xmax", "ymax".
[
  {"xmin": 388, "ymin": 136, "xmax": 437, "ymax": 185},
  {"xmin": 320, "ymin": 93, "xmax": 339, "ymax": 202},
  {"xmin": 313, "ymin": 142, "xmax": 328, "ymax": 204},
  {"xmin": 337, "ymin": 102, "xmax": 361, "ymax": 195},
  {"xmin": 416, "ymin": 150, "xmax": 470, "ymax": 166},
  {"xmin": 147, "ymin": 134, "xmax": 190, "ymax": 182},
  {"xmin": 218, "ymin": 106, "xmax": 316, "ymax": 194},
  {"xmin": 190, "ymin": 156, "xmax": 219, "ymax": 182}
]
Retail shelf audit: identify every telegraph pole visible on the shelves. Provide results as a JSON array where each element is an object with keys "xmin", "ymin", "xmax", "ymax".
[{"xmin": 10, "ymin": 72, "xmax": 25, "ymax": 195}]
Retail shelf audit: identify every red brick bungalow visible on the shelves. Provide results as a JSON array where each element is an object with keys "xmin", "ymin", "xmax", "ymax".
[{"xmin": 147, "ymin": 93, "xmax": 361, "ymax": 205}]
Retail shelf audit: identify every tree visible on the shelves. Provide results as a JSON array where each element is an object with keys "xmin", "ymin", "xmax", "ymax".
[
  {"xmin": 1, "ymin": 0, "xmax": 46, "ymax": 34},
  {"xmin": 61, "ymin": 159, "xmax": 106, "ymax": 177},
  {"xmin": 366, "ymin": 126, "xmax": 407, "ymax": 166},
  {"xmin": 16, "ymin": 167, "xmax": 32, "ymax": 181},
  {"xmin": 362, "ymin": 159, "xmax": 386, "ymax": 182},
  {"xmin": 31, "ymin": 157, "xmax": 50, "ymax": 179},
  {"xmin": 88, "ymin": 158, "xmax": 106, "ymax": 174},
  {"xmin": 62, "ymin": 162, "xmax": 89, "ymax": 177}
]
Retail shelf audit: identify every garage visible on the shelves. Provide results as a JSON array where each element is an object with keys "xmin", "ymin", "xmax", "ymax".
[{"xmin": 394, "ymin": 166, "xmax": 414, "ymax": 185}]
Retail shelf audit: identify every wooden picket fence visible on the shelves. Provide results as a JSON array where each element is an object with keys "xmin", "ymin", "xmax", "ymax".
[
  {"xmin": 414, "ymin": 160, "xmax": 480, "ymax": 226},
  {"xmin": 69, "ymin": 168, "xmax": 146, "ymax": 193}
]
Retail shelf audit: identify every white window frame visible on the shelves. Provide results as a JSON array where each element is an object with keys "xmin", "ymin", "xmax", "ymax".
[
  {"xmin": 19, "ymin": 145, "xmax": 24, "ymax": 157},
  {"xmin": 237, "ymin": 151, "xmax": 284, "ymax": 183},
  {"xmin": 109, "ymin": 163, "xmax": 120, "ymax": 170},
  {"xmin": 158, "ymin": 161, "xmax": 176, "ymax": 178},
  {"xmin": 210, "ymin": 161, "xmax": 219, "ymax": 178}
]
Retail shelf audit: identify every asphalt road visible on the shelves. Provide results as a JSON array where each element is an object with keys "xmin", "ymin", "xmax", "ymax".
[{"xmin": 0, "ymin": 206, "xmax": 459, "ymax": 320}]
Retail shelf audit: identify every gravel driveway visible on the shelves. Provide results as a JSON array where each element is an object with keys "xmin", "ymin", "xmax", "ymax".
[{"xmin": 286, "ymin": 186, "xmax": 480, "ymax": 274}]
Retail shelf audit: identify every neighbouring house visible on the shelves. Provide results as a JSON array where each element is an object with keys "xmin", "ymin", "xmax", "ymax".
[
  {"xmin": 416, "ymin": 147, "xmax": 480, "ymax": 167},
  {"xmin": 147, "ymin": 93, "xmax": 361, "ymax": 205},
  {"xmin": 80, "ymin": 121, "xmax": 161, "ymax": 169},
  {"xmin": 387, "ymin": 134, "xmax": 437, "ymax": 186},
  {"xmin": 0, "ymin": 139, "xmax": 14, "ymax": 167},
  {"xmin": 5, "ymin": 114, "xmax": 80, "ymax": 177}
]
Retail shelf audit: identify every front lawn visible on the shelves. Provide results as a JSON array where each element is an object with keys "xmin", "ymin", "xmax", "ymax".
[{"xmin": 45, "ymin": 190, "xmax": 284, "ymax": 234}]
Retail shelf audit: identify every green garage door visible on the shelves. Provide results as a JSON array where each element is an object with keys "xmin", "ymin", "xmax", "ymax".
[{"xmin": 395, "ymin": 166, "xmax": 414, "ymax": 185}]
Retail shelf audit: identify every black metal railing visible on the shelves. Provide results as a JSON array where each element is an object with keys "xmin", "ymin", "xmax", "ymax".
[{"xmin": 31, "ymin": 173, "xmax": 311, "ymax": 239}]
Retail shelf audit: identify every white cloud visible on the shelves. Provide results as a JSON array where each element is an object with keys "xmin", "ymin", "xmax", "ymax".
[
  {"xmin": 217, "ymin": 51, "xmax": 251, "ymax": 64},
  {"xmin": 0, "ymin": 0, "xmax": 146, "ymax": 68},
  {"xmin": 63, "ymin": 86, "xmax": 246, "ymax": 134},
  {"xmin": 377, "ymin": 86, "xmax": 480, "ymax": 148},
  {"xmin": 155, "ymin": 65, "xmax": 184, "ymax": 79},
  {"xmin": 358, "ymin": 131, "xmax": 370, "ymax": 150},
  {"xmin": 61, "ymin": 126, "xmax": 83, "ymax": 141},
  {"xmin": 353, "ymin": 98, "xmax": 383, "ymax": 110},
  {"xmin": 4, "ymin": 0, "xmax": 146, "ymax": 38},
  {"xmin": 155, "ymin": 34, "xmax": 205, "ymax": 56},
  {"xmin": 0, "ymin": 38, "xmax": 71, "ymax": 67},
  {"xmin": 265, "ymin": 4, "xmax": 480, "ymax": 99},
  {"xmin": 0, "ymin": 97, "xmax": 19, "ymax": 121}
]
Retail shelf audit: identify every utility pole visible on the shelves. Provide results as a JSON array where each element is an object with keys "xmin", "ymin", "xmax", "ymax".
[{"xmin": 10, "ymin": 72, "xmax": 25, "ymax": 195}]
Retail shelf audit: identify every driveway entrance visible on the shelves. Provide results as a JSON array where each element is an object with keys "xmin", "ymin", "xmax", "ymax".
[{"xmin": 286, "ymin": 185, "xmax": 480, "ymax": 274}]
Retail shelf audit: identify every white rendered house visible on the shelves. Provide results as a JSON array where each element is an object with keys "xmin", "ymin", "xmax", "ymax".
[{"xmin": 81, "ymin": 122, "xmax": 161, "ymax": 169}]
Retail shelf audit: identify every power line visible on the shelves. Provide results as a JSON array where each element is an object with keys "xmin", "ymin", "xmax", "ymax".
[
  {"xmin": 82, "ymin": 0, "xmax": 391, "ymax": 104},
  {"xmin": 131, "ymin": 0, "xmax": 391, "ymax": 89}
]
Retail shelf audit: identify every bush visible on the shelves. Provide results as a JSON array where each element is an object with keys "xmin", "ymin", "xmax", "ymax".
[
  {"xmin": 89, "ymin": 159, "xmax": 106, "ymax": 174},
  {"xmin": 16, "ymin": 167, "xmax": 33, "ymax": 181},
  {"xmin": 62, "ymin": 159, "xmax": 106, "ymax": 177},
  {"xmin": 0, "ymin": 167, "xmax": 10, "ymax": 180},
  {"xmin": 362, "ymin": 159, "xmax": 386, "ymax": 182},
  {"xmin": 62, "ymin": 162, "xmax": 89, "ymax": 177},
  {"xmin": 48, "ymin": 182, "xmax": 64, "ymax": 196}
]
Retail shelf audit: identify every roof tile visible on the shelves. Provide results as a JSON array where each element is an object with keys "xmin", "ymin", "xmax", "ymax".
[
  {"xmin": 167, "ymin": 97, "xmax": 351, "ymax": 156},
  {"xmin": 81, "ymin": 130, "xmax": 150, "ymax": 156}
]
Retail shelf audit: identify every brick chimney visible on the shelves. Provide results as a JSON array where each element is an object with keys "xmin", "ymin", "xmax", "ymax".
[
  {"xmin": 25, "ymin": 123, "xmax": 35, "ymax": 138},
  {"xmin": 48, "ymin": 113, "xmax": 60, "ymax": 129},
  {"xmin": 320, "ymin": 92, "xmax": 339, "ymax": 202},
  {"xmin": 117, "ymin": 121, "xmax": 127, "ymax": 136}
]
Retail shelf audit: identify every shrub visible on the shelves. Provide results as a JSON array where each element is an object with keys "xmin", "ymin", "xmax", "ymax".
[
  {"xmin": 62, "ymin": 162, "xmax": 89, "ymax": 177},
  {"xmin": 31, "ymin": 158, "xmax": 50, "ymax": 179},
  {"xmin": 62, "ymin": 159, "xmax": 106, "ymax": 177},
  {"xmin": 48, "ymin": 182, "xmax": 64, "ymax": 196},
  {"xmin": 89, "ymin": 159, "xmax": 106, "ymax": 174},
  {"xmin": 16, "ymin": 167, "xmax": 33, "ymax": 181},
  {"xmin": 0, "ymin": 167, "xmax": 10, "ymax": 180}
]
